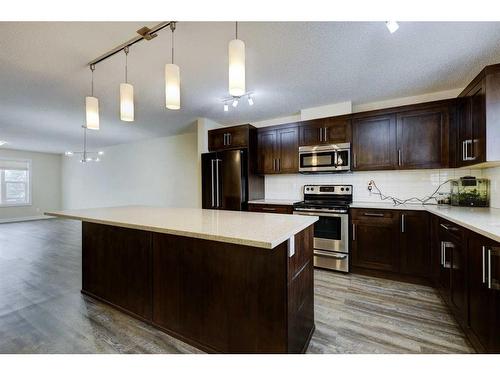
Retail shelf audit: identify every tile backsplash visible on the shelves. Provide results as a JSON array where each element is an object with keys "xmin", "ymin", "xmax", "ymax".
[{"xmin": 265, "ymin": 167, "xmax": 500, "ymax": 209}]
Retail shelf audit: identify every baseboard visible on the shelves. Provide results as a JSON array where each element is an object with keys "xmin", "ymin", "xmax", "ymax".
[{"xmin": 0, "ymin": 215, "xmax": 53, "ymax": 224}]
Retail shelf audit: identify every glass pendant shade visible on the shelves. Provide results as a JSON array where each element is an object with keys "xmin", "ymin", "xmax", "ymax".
[
  {"xmin": 120, "ymin": 83, "xmax": 134, "ymax": 121},
  {"xmin": 85, "ymin": 96, "xmax": 99, "ymax": 130},
  {"xmin": 165, "ymin": 63, "xmax": 180, "ymax": 110},
  {"xmin": 228, "ymin": 39, "xmax": 246, "ymax": 97}
]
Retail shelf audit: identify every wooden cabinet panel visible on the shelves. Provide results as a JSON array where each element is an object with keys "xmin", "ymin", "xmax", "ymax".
[
  {"xmin": 300, "ymin": 120, "xmax": 323, "ymax": 146},
  {"xmin": 457, "ymin": 81, "xmax": 486, "ymax": 166},
  {"xmin": 351, "ymin": 209, "xmax": 400, "ymax": 272},
  {"xmin": 324, "ymin": 117, "xmax": 351, "ymax": 143},
  {"xmin": 400, "ymin": 211, "xmax": 431, "ymax": 277},
  {"xmin": 397, "ymin": 106, "xmax": 449, "ymax": 169},
  {"xmin": 438, "ymin": 221, "xmax": 467, "ymax": 323},
  {"xmin": 352, "ymin": 114, "xmax": 397, "ymax": 170},
  {"xmin": 248, "ymin": 203, "xmax": 294, "ymax": 214},
  {"xmin": 277, "ymin": 127, "xmax": 299, "ymax": 173},
  {"xmin": 82, "ymin": 222, "xmax": 152, "ymax": 320},
  {"xmin": 299, "ymin": 117, "xmax": 350, "ymax": 146},
  {"xmin": 208, "ymin": 125, "xmax": 250, "ymax": 151},
  {"xmin": 257, "ymin": 126, "xmax": 299, "ymax": 174},
  {"xmin": 468, "ymin": 233, "xmax": 493, "ymax": 351},
  {"xmin": 257, "ymin": 129, "xmax": 277, "ymax": 174}
]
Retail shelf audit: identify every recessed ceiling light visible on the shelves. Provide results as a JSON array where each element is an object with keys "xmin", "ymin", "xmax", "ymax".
[
  {"xmin": 386, "ymin": 21, "xmax": 399, "ymax": 34},
  {"xmin": 0, "ymin": 141, "xmax": 8, "ymax": 146}
]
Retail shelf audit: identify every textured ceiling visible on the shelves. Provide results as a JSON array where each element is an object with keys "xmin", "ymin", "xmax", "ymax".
[{"xmin": 1, "ymin": 21, "xmax": 500, "ymax": 153}]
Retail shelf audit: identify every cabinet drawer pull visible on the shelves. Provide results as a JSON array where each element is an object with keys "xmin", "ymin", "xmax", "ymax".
[
  {"xmin": 440, "ymin": 223, "xmax": 458, "ymax": 231},
  {"xmin": 488, "ymin": 248, "xmax": 492, "ymax": 289},
  {"xmin": 261, "ymin": 207, "xmax": 277, "ymax": 212},
  {"xmin": 482, "ymin": 246, "xmax": 487, "ymax": 284},
  {"xmin": 352, "ymin": 223, "xmax": 356, "ymax": 241},
  {"xmin": 363, "ymin": 212, "xmax": 384, "ymax": 217},
  {"xmin": 401, "ymin": 214, "xmax": 405, "ymax": 233},
  {"xmin": 314, "ymin": 250, "xmax": 347, "ymax": 260}
]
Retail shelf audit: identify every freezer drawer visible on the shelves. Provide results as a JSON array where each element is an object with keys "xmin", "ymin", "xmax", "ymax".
[{"xmin": 313, "ymin": 249, "xmax": 349, "ymax": 272}]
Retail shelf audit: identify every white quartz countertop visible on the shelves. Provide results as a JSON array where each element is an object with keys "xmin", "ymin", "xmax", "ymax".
[
  {"xmin": 45, "ymin": 206, "xmax": 318, "ymax": 249},
  {"xmin": 350, "ymin": 202, "xmax": 500, "ymax": 242},
  {"xmin": 248, "ymin": 199, "xmax": 299, "ymax": 206}
]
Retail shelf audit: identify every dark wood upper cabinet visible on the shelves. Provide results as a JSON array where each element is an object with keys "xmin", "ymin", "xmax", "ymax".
[
  {"xmin": 396, "ymin": 105, "xmax": 450, "ymax": 169},
  {"xmin": 208, "ymin": 125, "xmax": 251, "ymax": 151},
  {"xmin": 351, "ymin": 209, "xmax": 400, "ymax": 272},
  {"xmin": 257, "ymin": 125, "xmax": 299, "ymax": 174},
  {"xmin": 257, "ymin": 129, "xmax": 278, "ymax": 174},
  {"xmin": 457, "ymin": 81, "xmax": 486, "ymax": 166},
  {"xmin": 456, "ymin": 63, "xmax": 500, "ymax": 167},
  {"xmin": 299, "ymin": 117, "xmax": 351, "ymax": 146},
  {"xmin": 399, "ymin": 211, "xmax": 431, "ymax": 277},
  {"xmin": 352, "ymin": 114, "xmax": 397, "ymax": 171}
]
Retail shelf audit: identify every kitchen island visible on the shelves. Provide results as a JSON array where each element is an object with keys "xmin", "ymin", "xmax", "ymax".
[{"xmin": 46, "ymin": 206, "xmax": 318, "ymax": 353}]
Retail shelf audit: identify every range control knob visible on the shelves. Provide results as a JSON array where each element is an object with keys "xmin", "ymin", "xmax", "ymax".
[{"xmin": 341, "ymin": 187, "xmax": 345, "ymax": 191}]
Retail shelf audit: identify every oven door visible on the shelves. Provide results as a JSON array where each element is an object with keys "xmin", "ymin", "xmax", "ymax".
[{"xmin": 293, "ymin": 211, "xmax": 348, "ymax": 253}]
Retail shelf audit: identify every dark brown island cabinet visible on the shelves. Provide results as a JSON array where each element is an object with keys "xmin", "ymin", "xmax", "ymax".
[{"xmin": 79, "ymin": 221, "xmax": 315, "ymax": 354}]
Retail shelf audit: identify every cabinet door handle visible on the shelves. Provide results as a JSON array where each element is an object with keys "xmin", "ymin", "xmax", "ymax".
[
  {"xmin": 488, "ymin": 248, "xmax": 492, "ymax": 289},
  {"xmin": 363, "ymin": 212, "xmax": 384, "ymax": 217},
  {"xmin": 277, "ymin": 158, "xmax": 281, "ymax": 171},
  {"xmin": 441, "ymin": 241, "xmax": 444, "ymax": 266},
  {"xmin": 228, "ymin": 133, "xmax": 231, "ymax": 145},
  {"xmin": 215, "ymin": 159, "xmax": 220, "ymax": 207},
  {"xmin": 401, "ymin": 214, "xmax": 405, "ymax": 233},
  {"xmin": 324, "ymin": 128, "xmax": 328, "ymax": 143},
  {"xmin": 319, "ymin": 128, "xmax": 323, "ymax": 142},
  {"xmin": 353, "ymin": 153, "xmax": 357, "ymax": 168},
  {"xmin": 482, "ymin": 246, "xmax": 487, "ymax": 284},
  {"xmin": 462, "ymin": 140, "xmax": 466, "ymax": 161},
  {"xmin": 440, "ymin": 223, "xmax": 458, "ymax": 232},
  {"xmin": 352, "ymin": 223, "xmax": 356, "ymax": 241},
  {"xmin": 211, "ymin": 159, "xmax": 215, "ymax": 207},
  {"xmin": 398, "ymin": 149, "xmax": 402, "ymax": 166},
  {"xmin": 273, "ymin": 159, "xmax": 277, "ymax": 172}
]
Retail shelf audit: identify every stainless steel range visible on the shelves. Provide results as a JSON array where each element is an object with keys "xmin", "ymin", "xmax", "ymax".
[{"xmin": 293, "ymin": 184, "xmax": 352, "ymax": 272}]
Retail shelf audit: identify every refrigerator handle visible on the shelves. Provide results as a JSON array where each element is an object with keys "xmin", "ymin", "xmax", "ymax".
[
  {"xmin": 211, "ymin": 159, "xmax": 215, "ymax": 207},
  {"xmin": 216, "ymin": 159, "xmax": 220, "ymax": 208}
]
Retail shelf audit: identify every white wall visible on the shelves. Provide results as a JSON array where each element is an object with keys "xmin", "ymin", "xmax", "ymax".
[
  {"xmin": 0, "ymin": 149, "xmax": 61, "ymax": 222},
  {"xmin": 62, "ymin": 132, "xmax": 198, "ymax": 209},
  {"xmin": 483, "ymin": 166, "xmax": 500, "ymax": 209}
]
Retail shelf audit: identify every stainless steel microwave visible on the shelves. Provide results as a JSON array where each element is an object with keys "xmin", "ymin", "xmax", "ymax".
[{"xmin": 299, "ymin": 143, "xmax": 351, "ymax": 173}]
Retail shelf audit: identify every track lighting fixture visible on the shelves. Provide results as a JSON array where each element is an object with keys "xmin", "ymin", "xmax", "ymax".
[
  {"xmin": 232, "ymin": 98, "xmax": 239, "ymax": 107},
  {"xmin": 120, "ymin": 46, "xmax": 134, "ymax": 122},
  {"xmin": 221, "ymin": 92, "xmax": 254, "ymax": 112},
  {"xmin": 224, "ymin": 104, "xmax": 229, "ymax": 112},
  {"xmin": 247, "ymin": 95, "xmax": 254, "ymax": 106},
  {"xmin": 165, "ymin": 22, "xmax": 180, "ymax": 110}
]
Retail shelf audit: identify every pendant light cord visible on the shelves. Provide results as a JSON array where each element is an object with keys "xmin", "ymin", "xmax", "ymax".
[
  {"xmin": 90, "ymin": 64, "xmax": 95, "ymax": 96},
  {"xmin": 124, "ymin": 46, "xmax": 129, "ymax": 83},
  {"xmin": 235, "ymin": 21, "xmax": 238, "ymax": 39},
  {"xmin": 170, "ymin": 22, "xmax": 176, "ymax": 64}
]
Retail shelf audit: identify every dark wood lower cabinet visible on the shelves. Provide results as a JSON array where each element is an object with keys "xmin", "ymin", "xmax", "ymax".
[
  {"xmin": 248, "ymin": 203, "xmax": 294, "ymax": 214},
  {"xmin": 81, "ymin": 221, "xmax": 314, "ymax": 353},
  {"xmin": 351, "ymin": 209, "xmax": 430, "ymax": 280},
  {"xmin": 351, "ymin": 210, "xmax": 400, "ymax": 272},
  {"xmin": 400, "ymin": 211, "xmax": 431, "ymax": 277}
]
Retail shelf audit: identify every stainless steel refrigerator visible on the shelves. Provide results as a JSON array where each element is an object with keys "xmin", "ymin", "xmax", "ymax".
[{"xmin": 202, "ymin": 149, "xmax": 263, "ymax": 211}]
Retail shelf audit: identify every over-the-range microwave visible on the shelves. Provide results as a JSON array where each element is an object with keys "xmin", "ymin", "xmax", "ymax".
[{"xmin": 298, "ymin": 143, "xmax": 351, "ymax": 173}]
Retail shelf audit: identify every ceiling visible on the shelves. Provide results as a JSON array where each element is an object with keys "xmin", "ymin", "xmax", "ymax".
[{"xmin": 2, "ymin": 22, "xmax": 500, "ymax": 154}]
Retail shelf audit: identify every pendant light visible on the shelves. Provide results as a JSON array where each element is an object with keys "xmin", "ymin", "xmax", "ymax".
[
  {"xmin": 85, "ymin": 64, "xmax": 100, "ymax": 130},
  {"xmin": 120, "ymin": 46, "xmax": 134, "ymax": 122},
  {"xmin": 228, "ymin": 21, "xmax": 245, "ymax": 97},
  {"xmin": 165, "ymin": 22, "xmax": 180, "ymax": 110}
]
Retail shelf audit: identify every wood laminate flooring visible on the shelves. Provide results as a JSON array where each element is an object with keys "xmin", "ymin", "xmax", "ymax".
[{"xmin": 0, "ymin": 219, "xmax": 474, "ymax": 354}]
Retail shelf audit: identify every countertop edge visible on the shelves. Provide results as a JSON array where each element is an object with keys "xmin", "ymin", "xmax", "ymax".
[{"xmin": 45, "ymin": 211, "xmax": 318, "ymax": 250}]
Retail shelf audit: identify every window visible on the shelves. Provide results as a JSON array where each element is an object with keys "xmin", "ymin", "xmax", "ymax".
[{"xmin": 0, "ymin": 159, "xmax": 31, "ymax": 206}]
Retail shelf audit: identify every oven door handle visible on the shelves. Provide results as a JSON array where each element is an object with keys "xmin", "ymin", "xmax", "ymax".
[
  {"xmin": 314, "ymin": 250, "xmax": 348, "ymax": 260},
  {"xmin": 294, "ymin": 211, "xmax": 345, "ymax": 218}
]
